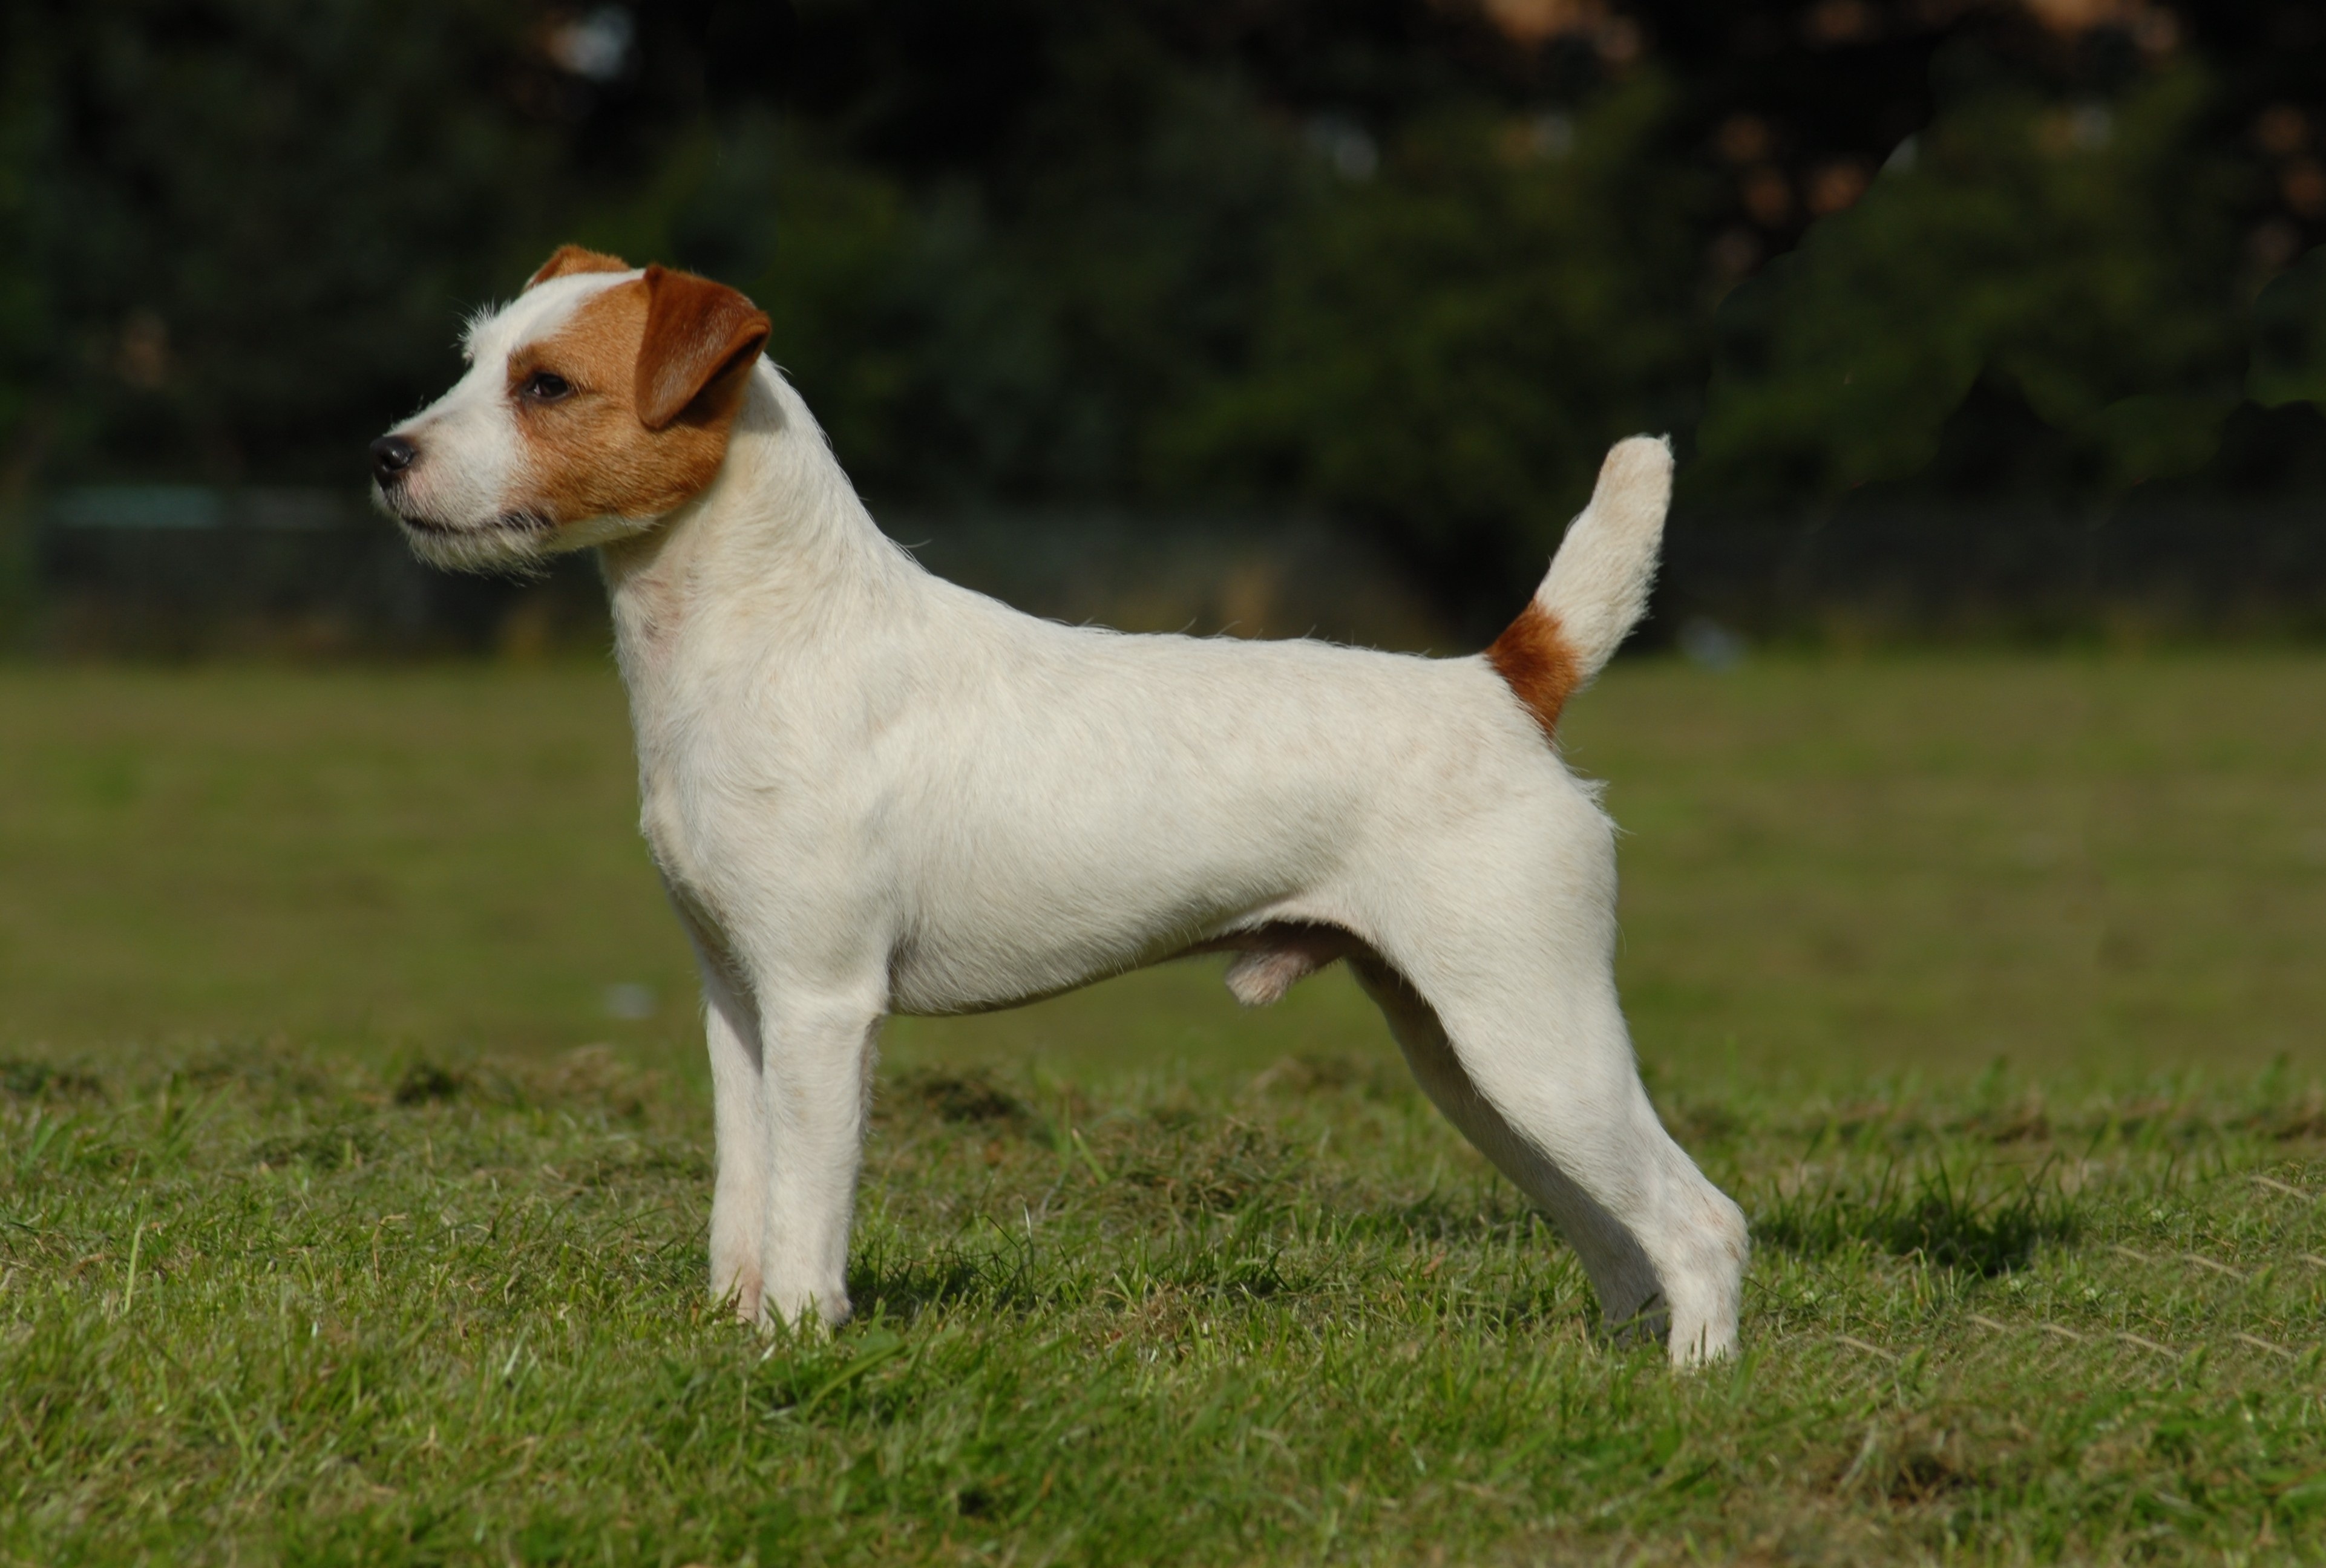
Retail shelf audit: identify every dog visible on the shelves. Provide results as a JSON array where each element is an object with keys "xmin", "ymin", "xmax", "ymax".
[{"xmin": 372, "ymin": 246, "xmax": 1749, "ymax": 1365}]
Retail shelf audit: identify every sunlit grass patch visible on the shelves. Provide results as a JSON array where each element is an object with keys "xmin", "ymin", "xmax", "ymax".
[
  {"xmin": 1757, "ymin": 1160, "xmax": 2080, "ymax": 1277},
  {"xmin": 4, "ymin": 1046, "xmax": 2322, "ymax": 1565}
]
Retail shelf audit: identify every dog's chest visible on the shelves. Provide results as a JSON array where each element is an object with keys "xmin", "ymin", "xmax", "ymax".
[
  {"xmin": 625, "ymin": 652, "xmax": 867, "ymax": 961},
  {"xmin": 636, "ymin": 754, "xmax": 702, "ymax": 898},
  {"xmin": 621, "ymin": 641, "xmax": 762, "ymax": 947},
  {"xmin": 629, "ymin": 693, "xmax": 775, "ymax": 939},
  {"xmin": 614, "ymin": 563, "xmax": 773, "ymax": 927}
]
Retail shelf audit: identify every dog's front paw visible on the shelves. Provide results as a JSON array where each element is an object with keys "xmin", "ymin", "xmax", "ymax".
[
  {"xmin": 717, "ymin": 1272, "xmax": 763, "ymax": 1325},
  {"xmin": 758, "ymin": 1279, "xmax": 851, "ymax": 1334},
  {"xmin": 1666, "ymin": 1317, "xmax": 1738, "ymax": 1368},
  {"xmin": 710, "ymin": 1240, "xmax": 763, "ymax": 1324}
]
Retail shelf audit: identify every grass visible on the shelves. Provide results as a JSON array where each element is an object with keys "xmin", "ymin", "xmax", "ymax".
[
  {"xmin": 4, "ymin": 1046, "xmax": 2322, "ymax": 1564},
  {"xmin": 2, "ymin": 652, "xmax": 2325, "ymax": 1563}
]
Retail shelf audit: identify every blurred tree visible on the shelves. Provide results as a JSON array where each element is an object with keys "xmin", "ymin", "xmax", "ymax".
[
  {"xmin": 1697, "ymin": 59, "xmax": 2247, "ymax": 506},
  {"xmin": 0, "ymin": 0, "xmax": 595, "ymax": 486},
  {"xmin": 1, "ymin": 0, "xmax": 2322, "ymax": 635},
  {"xmin": 1156, "ymin": 82, "xmax": 1702, "ymax": 619},
  {"xmin": 2251, "ymin": 243, "xmax": 2326, "ymax": 409},
  {"xmin": 0, "ymin": 18, "xmax": 47, "ymax": 629},
  {"xmin": 0, "ymin": 17, "xmax": 50, "ymax": 480}
]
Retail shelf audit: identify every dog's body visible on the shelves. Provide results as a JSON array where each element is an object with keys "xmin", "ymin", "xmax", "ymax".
[{"xmin": 376, "ymin": 249, "xmax": 1749, "ymax": 1364}]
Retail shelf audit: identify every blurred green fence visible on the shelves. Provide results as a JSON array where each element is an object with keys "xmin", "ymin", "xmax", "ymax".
[{"xmin": 25, "ymin": 482, "xmax": 2326, "ymax": 658}]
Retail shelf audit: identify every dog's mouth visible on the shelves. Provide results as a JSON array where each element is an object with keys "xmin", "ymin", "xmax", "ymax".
[
  {"xmin": 395, "ymin": 509, "xmax": 554, "ymax": 538},
  {"xmin": 388, "ymin": 503, "xmax": 562, "ymax": 576}
]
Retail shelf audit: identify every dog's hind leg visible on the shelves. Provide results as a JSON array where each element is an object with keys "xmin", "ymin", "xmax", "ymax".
[{"xmin": 1352, "ymin": 947, "xmax": 1747, "ymax": 1366}]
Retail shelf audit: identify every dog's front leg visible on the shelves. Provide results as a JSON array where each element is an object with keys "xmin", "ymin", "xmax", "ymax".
[
  {"xmin": 699, "ymin": 967, "xmax": 768, "ymax": 1322},
  {"xmin": 674, "ymin": 898, "xmax": 773, "ymax": 1324},
  {"xmin": 755, "ymin": 990, "xmax": 882, "ymax": 1332}
]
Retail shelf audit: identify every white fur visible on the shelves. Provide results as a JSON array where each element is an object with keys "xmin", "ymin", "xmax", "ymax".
[
  {"xmin": 378, "ymin": 289, "xmax": 1749, "ymax": 1365},
  {"xmin": 1539, "ymin": 438, "xmax": 1671, "ymax": 682}
]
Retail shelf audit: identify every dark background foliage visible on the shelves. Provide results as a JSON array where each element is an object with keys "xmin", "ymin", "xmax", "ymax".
[{"xmin": 2, "ymin": 0, "xmax": 2323, "ymax": 629}]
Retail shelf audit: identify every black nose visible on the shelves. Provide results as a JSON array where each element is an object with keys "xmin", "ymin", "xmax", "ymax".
[{"xmin": 370, "ymin": 434, "xmax": 417, "ymax": 486}]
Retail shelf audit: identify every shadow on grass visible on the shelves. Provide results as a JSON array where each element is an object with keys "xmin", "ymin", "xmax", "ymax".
[
  {"xmin": 1755, "ymin": 1163, "xmax": 2079, "ymax": 1276},
  {"xmin": 847, "ymin": 1219, "xmax": 1312, "ymax": 1324},
  {"xmin": 882, "ymin": 1065, "xmax": 1035, "ymax": 1131},
  {"xmin": 0, "ymin": 1057, "xmax": 106, "ymax": 1100},
  {"xmin": 850, "ymin": 1236, "xmax": 1043, "ymax": 1321}
]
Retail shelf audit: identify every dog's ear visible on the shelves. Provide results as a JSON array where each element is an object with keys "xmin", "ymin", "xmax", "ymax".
[
  {"xmin": 635, "ymin": 266, "xmax": 772, "ymax": 431},
  {"xmin": 526, "ymin": 244, "xmax": 632, "ymax": 290}
]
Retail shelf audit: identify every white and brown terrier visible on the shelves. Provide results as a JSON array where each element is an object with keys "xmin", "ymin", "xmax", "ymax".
[{"xmin": 373, "ymin": 247, "xmax": 1748, "ymax": 1364}]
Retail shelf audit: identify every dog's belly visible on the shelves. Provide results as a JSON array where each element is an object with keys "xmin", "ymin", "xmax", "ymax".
[
  {"xmin": 876, "ymin": 728, "xmax": 1384, "ymax": 1014},
  {"xmin": 884, "ymin": 938, "xmax": 1175, "ymax": 1016},
  {"xmin": 881, "ymin": 825, "xmax": 1342, "ymax": 1016},
  {"xmin": 885, "ymin": 918, "xmax": 1355, "ymax": 1017}
]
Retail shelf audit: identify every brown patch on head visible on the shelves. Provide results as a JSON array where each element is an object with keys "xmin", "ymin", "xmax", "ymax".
[
  {"xmin": 505, "ymin": 267, "xmax": 772, "ymax": 524},
  {"xmin": 1486, "ymin": 600, "xmax": 1583, "ymax": 740},
  {"xmin": 636, "ymin": 266, "xmax": 773, "ymax": 430},
  {"xmin": 526, "ymin": 244, "xmax": 633, "ymax": 290}
]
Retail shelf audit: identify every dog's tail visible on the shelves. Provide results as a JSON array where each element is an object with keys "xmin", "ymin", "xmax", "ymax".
[{"xmin": 1484, "ymin": 435, "xmax": 1671, "ymax": 739}]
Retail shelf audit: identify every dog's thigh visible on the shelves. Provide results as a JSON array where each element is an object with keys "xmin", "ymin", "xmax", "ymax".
[
  {"xmin": 754, "ymin": 990, "xmax": 883, "ymax": 1332},
  {"xmin": 699, "ymin": 966, "xmax": 767, "ymax": 1321},
  {"xmin": 1353, "ymin": 946, "xmax": 1746, "ymax": 1366}
]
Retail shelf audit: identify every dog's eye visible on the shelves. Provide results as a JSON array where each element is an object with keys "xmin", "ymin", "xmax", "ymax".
[{"xmin": 520, "ymin": 370, "xmax": 573, "ymax": 402}]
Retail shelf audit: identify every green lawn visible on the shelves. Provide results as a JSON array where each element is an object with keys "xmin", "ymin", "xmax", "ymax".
[
  {"xmin": 2, "ymin": 656, "xmax": 2319, "ymax": 1079},
  {"xmin": 2, "ymin": 655, "xmax": 2323, "ymax": 1564}
]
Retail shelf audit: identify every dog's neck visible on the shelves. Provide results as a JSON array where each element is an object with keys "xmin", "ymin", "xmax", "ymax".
[{"xmin": 597, "ymin": 365, "xmax": 911, "ymax": 713}]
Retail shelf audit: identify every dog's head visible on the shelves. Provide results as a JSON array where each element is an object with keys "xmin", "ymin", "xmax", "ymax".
[{"xmin": 372, "ymin": 246, "xmax": 772, "ymax": 570}]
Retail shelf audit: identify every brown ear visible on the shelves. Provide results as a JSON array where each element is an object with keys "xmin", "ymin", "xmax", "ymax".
[
  {"xmin": 526, "ymin": 244, "xmax": 632, "ymax": 290},
  {"xmin": 635, "ymin": 266, "xmax": 772, "ymax": 431}
]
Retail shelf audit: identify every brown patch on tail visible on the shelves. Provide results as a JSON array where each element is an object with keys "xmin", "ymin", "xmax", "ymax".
[{"xmin": 1486, "ymin": 600, "xmax": 1583, "ymax": 740}]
